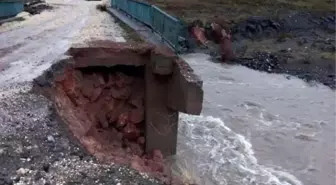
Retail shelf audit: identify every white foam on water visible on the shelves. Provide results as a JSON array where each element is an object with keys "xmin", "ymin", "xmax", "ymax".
[{"xmin": 177, "ymin": 114, "xmax": 303, "ymax": 185}]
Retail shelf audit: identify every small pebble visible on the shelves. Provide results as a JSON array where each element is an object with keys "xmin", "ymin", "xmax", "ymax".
[
  {"xmin": 47, "ymin": 135, "xmax": 55, "ymax": 143},
  {"xmin": 13, "ymin": 176, "xmax": 20, "ymax": 183},
  {"xmin": 16, "ymin": 168, "xmax": 29, "ymax": 176}
]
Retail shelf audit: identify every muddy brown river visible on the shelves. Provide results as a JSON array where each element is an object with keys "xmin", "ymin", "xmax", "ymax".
[{"xmin": 178, "ymin": 53, "xmax": 335, "ymax": 185}]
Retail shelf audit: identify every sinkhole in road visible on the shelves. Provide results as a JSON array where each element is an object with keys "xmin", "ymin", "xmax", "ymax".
[
  {"xmin": 34, "ymin": 54, "xmax": 171, "ymax": 184},
  {"xmin": 33, "ymin": 40, "xmax": 204, "ymax": 185}
]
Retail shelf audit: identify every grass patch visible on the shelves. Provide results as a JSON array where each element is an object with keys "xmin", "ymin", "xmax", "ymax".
[{"xmin": 320, "ymin": 52, "xmax": 336, "ymax": 60}]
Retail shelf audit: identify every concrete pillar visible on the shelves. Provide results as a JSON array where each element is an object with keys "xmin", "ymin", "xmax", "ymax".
[
  {"xmin": 145, "ymin": 63, "xmax": 179, "ymax": 156},
  {"xmin": 145, "ymin": 47, "xmax": 203, "ymax": 157}
]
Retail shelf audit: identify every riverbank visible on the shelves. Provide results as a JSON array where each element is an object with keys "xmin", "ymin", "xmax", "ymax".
[
  {"xmin": 229, "ymin": 12, "xmax": 335, "ymax": 89},
  {"xmin": 146, "ymin": 0, "xmax": 335, "ymax": 89},
  {"xmin": 145, "ymin": 0, "xmax": 335, "ymax": 24}
]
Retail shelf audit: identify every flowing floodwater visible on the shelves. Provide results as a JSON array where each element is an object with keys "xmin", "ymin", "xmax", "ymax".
[{"xmin": 176, "ymin": 53, "xmax": 335, "ymax": 185}]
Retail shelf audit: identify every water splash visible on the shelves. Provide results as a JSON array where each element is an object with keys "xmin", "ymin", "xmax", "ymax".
[{"xmin": 177, "ymin": 114, "xmax": 303, "ymax": 185}]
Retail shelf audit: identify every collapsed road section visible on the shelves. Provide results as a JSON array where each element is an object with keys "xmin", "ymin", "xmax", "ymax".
[{"xmin": 34, "ymin": 40, "xmax": 203, "ymax": 184}]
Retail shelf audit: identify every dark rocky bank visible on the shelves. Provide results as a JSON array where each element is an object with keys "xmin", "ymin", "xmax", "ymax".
[{"xmin": 191, "ymin": 11, "xmax": 335, "ymax": 89}]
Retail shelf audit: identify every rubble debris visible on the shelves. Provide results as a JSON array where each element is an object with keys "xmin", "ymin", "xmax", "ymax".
[{"xmin": 190, "ymin": 20, "xmax": 234, "ymax": 62}]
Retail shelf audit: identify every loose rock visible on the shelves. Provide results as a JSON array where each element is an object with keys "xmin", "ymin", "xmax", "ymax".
[{"xmin": 47, "ymin": 135, "xmax": 55, "ymax": 143}]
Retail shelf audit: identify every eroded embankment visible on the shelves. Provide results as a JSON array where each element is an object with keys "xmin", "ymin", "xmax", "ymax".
[
  {"xmin": 188, "ymin": 12, "xmax": 335, "ymax": 88},
  {"xmin": 35, "ymin": 52, "xmax": 169, "ymax": 183},
  {"xmin": 33, "ymin": 40, "xmax": 203, "ymax": 185}
]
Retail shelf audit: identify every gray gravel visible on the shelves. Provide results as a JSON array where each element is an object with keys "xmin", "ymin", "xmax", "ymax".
[{"xmin": 0, "ymin": 85, "xmax": 162, "ymax": 185}]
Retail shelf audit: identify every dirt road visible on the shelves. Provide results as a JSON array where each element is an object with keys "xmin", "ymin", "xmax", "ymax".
[{"xmin": 0, "ymin": 0, "xmax": 126, "ymax": 88}]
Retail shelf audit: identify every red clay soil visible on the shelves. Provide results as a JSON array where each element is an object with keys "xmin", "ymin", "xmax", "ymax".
[
  {"xmin": 52, "ymin": 66, "xmax": 181, "ymax": 184},
  {"xmin": 190, "ymin": 22, "xmax": 234, "ymax": 62},
  {"xmin": 38, "ymin": 40, "xmax": 203, "ymax": 185}
]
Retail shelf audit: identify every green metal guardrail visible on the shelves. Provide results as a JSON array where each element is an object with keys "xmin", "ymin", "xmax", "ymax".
[
  {"xmin": 111, "ymin": 0, "xmax": 188, "ymax": 52},
  {"xmin": 0, "ymin": 0, "xmax": 24, "ymax": 18}
]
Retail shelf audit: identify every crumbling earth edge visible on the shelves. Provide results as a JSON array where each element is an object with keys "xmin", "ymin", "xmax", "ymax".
[
  {"xmin": 0, "ymin": 86, "xmax": 162, "ymax": 185},
  {"xmin": 189, "ymin": 12, "xmax": 335, "ymax": 89},
  {"xmin": 30, "ymin": 39, "xmax": 202, "ymax": 185}
]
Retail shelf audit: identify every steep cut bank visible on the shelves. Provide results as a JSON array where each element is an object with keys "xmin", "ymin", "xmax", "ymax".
[{"xmin": 34, "ymin": 40, "xmax": 204, "ymax": 184}]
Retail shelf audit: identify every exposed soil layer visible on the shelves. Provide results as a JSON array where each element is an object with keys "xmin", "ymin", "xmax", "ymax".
[
  {"xmin": 31, "ymin": 40, "xmax": 203, "ymax": 185},
  {"xmin": 32, "ymin": 39, "xmax": 204, "ymax": 185},
  {"xmin": 0, "ymin": 87, "xmax": 161, "ymax": 185},
  {"xmin": 35, "ymin": 61, "xmax": 179, "ymax": 184}
]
